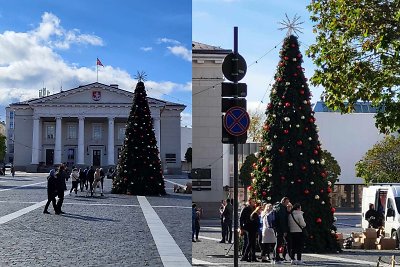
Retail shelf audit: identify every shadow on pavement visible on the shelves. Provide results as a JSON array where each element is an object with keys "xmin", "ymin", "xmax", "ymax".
[{"xmin": 61, "ymin": 213, "xmax": 116, "ymax": 222}]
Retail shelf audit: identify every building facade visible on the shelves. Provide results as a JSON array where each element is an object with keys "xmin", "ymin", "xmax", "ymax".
[
  {"xmin": 6, "ymin": 82, "xmax": 185, "ymax": 173},
  {"xmin": 192, "ymin": 41, "xmax": 231, "ymax": 217}
]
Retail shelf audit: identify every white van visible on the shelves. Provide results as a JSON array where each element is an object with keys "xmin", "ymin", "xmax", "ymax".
[{"xmin": 361, "ymin": 184, "xmax": 400, "ymax": 247}]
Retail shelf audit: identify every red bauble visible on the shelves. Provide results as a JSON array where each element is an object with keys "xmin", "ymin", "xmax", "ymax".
[
  {"xmin": 297, "ymin": 179, "xmax": 302, "ymax": 183},
  {"xmin": 279, "ymin": 149, "xmax": 285, "ymax": 154},
  {"xmin": 279, "ymin": 61, "xmax": 285, "ymax": 67},
  {"xmin": 282, "ymin": 95, "xmax": 286, "ymax": 99},
  {"xmin": 316, "ymin": 218, "xmax": 322, "ymax": 223},
  {"xmin": 262, "ymin": 191, "xmax": 267, "ymax": 196},
  {"xmin": 305, "ymin": 127, "xmax": 309, "ymax": 131},
  {"xmin": 331, "ymin": 207, "xmax": 336, "ymax": 213},
  {"xmin": 301, "ymin": 165, "xmax": 307, "ymax": 171},
  {"xmin": 327, "ymin": 187, "xmax": 332, "ymax": 193},
  {"xmin": 283, "ymin": 129, "xmax": 289, "ymax": 134},
  {"xmin": 297, "ymin": 53, "xmax": 302, "ymax": 58},
  {"xmin": 285, "ymin": 102, "xmax": 291, "ymax": 107},
  {"xmin": 284, "ymin": 56, "xmax": 289, "ymax": 60},
  {"xmin": 313, "ymin": 150, "xmax": 319, "ymax": 155},
  {"xmin": 293, "ymin": 73, "xmax": 298, "ymax": 77},
  {"xmin": 267, "ymin": 103, "xmax": 273, "ymax": 110},
  {"xmin": 252, "ymin": 163, "xmax": 257, "ymax": 169},
  {"xmin": 280, "ymin": 176, "xmax": 286, "ymax": 181},
  {"xmin": 297, "ymin": 140, "xmax": 303, "ymax": 145},
  {"xmin": 304, "ymin": 189, "xmax": 309, "ymax": 194},
  {"xmin": 300, "ymin": 90, "xmax": 305, "ymax": 95},
  {"xmin": 263, "ymin": 124, "xmax": 270, "ymax": 131},
  {"xmin": 309, "ymin": 118, "xmax": 314, "ymax": 123},
  {"xmin": 262, "ymin": 167, "xmax": 268, "ymax": 173},
  {"xmin": 321, "ymin": 172, "xmax": 327, "ymax": 178},
  {"xmin": 277, "ymin": 77, "xmax": 282, "ymax": 82},
  {"xmin": 320, "ymin": 189, "xmax": 324, "ymax": 193},
  {"xmin": 291, "ymin": 44, "xmax": 296, "ymax": 48},
  {"xmin": 248, "ymin": 185, "xmax": 253, "ymax": 191}
]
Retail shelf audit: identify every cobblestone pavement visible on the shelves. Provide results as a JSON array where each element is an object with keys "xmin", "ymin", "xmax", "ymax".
[
  {"xmin": 193, "ymin": 218, "xmax": 399, "ymax": 266},
  {"xmin": 0, "ymin": 172, "xmax": 191, "ymax": 267}
]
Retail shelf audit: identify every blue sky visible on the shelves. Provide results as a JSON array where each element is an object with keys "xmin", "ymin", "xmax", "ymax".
[
  {"xmin": 0, "ymin": 0, "xmax": 192, "ymax": 127},
  {"xmin": 193, "ymin": 0, "xmax": 323, "ymax": 115}
]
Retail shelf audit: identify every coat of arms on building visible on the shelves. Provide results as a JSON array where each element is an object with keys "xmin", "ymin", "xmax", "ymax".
[{"xmin": 92, "ymin": 91, "xmax": 101, "ymax": 101}]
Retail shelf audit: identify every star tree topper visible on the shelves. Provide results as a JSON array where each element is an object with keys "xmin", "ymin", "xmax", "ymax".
[
  {"xmin": 134, "ymin": 71, "xmax": 147, "ymax": 82},
  {"xmin": 278, "ymin": 13, "xmax": 304, "ymax": 36}
]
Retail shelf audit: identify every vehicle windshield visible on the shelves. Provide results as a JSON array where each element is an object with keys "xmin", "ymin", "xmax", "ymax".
[{"xmin": 395, "ymin": 197, "xmax": 400, "ymax": 213}]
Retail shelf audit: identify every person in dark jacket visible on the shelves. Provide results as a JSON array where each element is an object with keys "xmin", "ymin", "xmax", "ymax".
[
  {"xmin": 273, "ymin": 197, "xmax": 290, "ymax": 264},
  {"xmin": 242, "ymin": 207, "xmax": 261, "ymax": 262},
  {"xmin": 86, "ymin": 166, "xmax": 95, "ymax": 196},
  {"xmin": 55, "ymin": 164, "xmax": 68, "ymax": 214},
  {"xmin": 240, "ymin": 198, "xmax": 255, "ymax": 259},
  {"xmin": 43, "ymin": 169, "xmax": 58, "ymax": 214},
  {"xmin": 79, "ymin": 167, "xmax": 87, "ymax": 192},
  {"xmin": 222, "ymin": 198, "xmax": 233, "ymax": 243}
]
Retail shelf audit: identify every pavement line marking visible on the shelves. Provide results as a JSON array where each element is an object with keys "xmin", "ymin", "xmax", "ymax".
[
  {"xmin": 192, "ymin": 258, "xmax": 227, "ymax": 266},
  {"xmin": 0, "ymin": 181, "xmax": 46, "ymax": 192},
  {"xmin": 0, "ymin": 189, "xmax": 69, "ymax": 225},
  {"xmin": 199, "ymin": 235, "xmax": 220, "ymax": 241},
  {"xmin": 164, "ymin": 179, "xmax": 186, "ymax": 187},
  {"xmin": 138, "ymin": 196, "xmax": 191, "ymax": 267},
  {"xmin": 305, "ymin": 253, "xmax": 378, "ymax": 266},
  {"xmin": 152, "ymin": 205, "xmax": 191, "ymax": 209}
]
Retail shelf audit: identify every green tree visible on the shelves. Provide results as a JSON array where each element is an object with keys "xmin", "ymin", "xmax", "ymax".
[
  {"xmin": 356, "ymin": 135, "xmax": 400, "ymax": 184},
  {"xmin": 112, "ymin": 81, "xmax": 165, "ymax": 195},
  {"xmin": 0, "ymin": 134, "xmax": 5, "ymax": 162},
  {"xmin": 247, "ymin": 110, "xmax": 264, "ymax": 142},
  {"xmin": 307, "ymin": 0, "xmax": 400, "ymax": 134},
  {"xmin": 184, "ymin": 147, "xmax": 192, "ymax": 163},
  {"xmin": 239, "ymin": 153, "xmax": 257, "ymax": 202},
  {"xmin": 252, "ymin": 35, "xmax": 338, "ymax": 252},
  {"xmin": 321, "ymin": 149, "xmax": 341, "ymax": 188}
]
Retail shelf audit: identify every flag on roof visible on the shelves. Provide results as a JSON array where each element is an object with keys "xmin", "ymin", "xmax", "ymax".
[{"xmin": 96, "ymin": 58, "xmax": 104, "ymax": 67}]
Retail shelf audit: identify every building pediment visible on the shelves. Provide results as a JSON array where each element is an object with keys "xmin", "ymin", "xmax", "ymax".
[{"xmin": 28, "ymin": 82, "xmax": 167, "ymax": 107}]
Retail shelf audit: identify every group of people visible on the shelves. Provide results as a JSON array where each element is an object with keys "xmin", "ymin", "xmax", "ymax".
[
  {"xmin": 0, "ymin": 164, "xmax": 15, "ymax": 177},
  {"xmin": 43, "ymin": 164, "xmax": 112, "ymax": 214},
  {"xmin": 239, "ymin": 197, "xmax": 306, "ymax": 265}
]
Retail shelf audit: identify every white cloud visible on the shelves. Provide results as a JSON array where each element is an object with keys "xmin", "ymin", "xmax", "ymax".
[
  {"xmin": 140, "ymin": 46, "xmax": 153, "ymax": 52},
  {"xmin": 157, "ymin": 37, "xmax": 181, "ymax": 45},
  {"xmin": 181, "ymin": 112, "xmax": 192, "ymax": 128},
  {"xmin": 167, "ymin": 45, "xmax": 192, "ymax": 62},
  {"xmin": 31, "ymin": 12, "xmax": 103, "ymax": 49}
]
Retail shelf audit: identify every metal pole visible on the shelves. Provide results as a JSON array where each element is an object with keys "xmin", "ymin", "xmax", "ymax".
[{"xmin": 233, "ymin": 26, "xmax": 239, "ymax": 267}]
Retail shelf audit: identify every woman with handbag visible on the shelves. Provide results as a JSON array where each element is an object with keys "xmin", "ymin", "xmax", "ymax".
[{"xmin": 288, "ymin": 203, "xmax": 306, "ymax": 265}]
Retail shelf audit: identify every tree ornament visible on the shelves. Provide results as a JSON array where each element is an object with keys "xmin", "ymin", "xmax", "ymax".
[
  {"xmin": 283, "ymin": 129, "xmax": 289, "ymax": 134},
  {"xmin": 308, "ymin": 137, "xmax": 312, "ymax": 141},
  {"xmin": 321, "ymin": 201, "xmax": 325, "ymax": 205},
  {"xmin": 327, "ymin": 187, "xmax": 332, "ymax": 193},
  {"xmin": 285, "ymin": 102, "xmax": 291, "ymax": 107},
  {"xmin": 296, "ymin": 124, "xmax": 300, "ymax": 128},
  {"xmin": 280, "ymin": 176, "xmax": 286, "ymax": 181},
  {"xmin": 327, "ymin": 181, "xmax": 332, "ymax": 186},
  {"xmin": 310, "ymin": 181, "xmax": 314, "ymax": 185},
  {"xmin": 297, "ymin": 140, "xmax": 303, "ymax": 145},
  {"xmin": 310, "ymin": 159, "xmax": 315, "ymax": 164},
  {"xmin": 262, "ymin": 191, "xmax": 267, "ymax": 196},
  {"xmin": 301, "ymin": 116, "xmax": 305, "ymax": 119},
  {"xmin": 288, "ymin": 162, "xmax": 293, "ymax": 166},
  {"xmin": 315, "ymin": 195, "xmax": 320, "ymax": 200},
  {"xmin": 266, "ymin": 145, "xmax": 272, "ymax": 151},
  {"xmin": 331, "ymin": 207, "xmax": 336, "ymax": 213},
  {"xmin": 316, "ymin": 218, "xmax": 322, "ymax": 223},
  {"xmin": 284, "ymin": 117, "xmax": 290, "ymax": 122},
  {"xmin": 321, "ymin": 159, "xmax": 325, "ymax": 165},
  {"xmin": 313, "ymin": 149, "xmax": 319, "ymax": 155},
  {"xmin": 304, "ymin": 189, "xmax": 309, "ymax": 194}
]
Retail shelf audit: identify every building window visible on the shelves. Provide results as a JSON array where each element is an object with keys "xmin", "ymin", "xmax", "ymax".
[
  {"xmin": 165, "ymin": 153, "xmax": 176, "ymax": 163},
  {"xmin": 92, "ymin": 124, "xmax": 102, "ymax": 140},
  {"xmin": 67, "ymin": 124, "xmax": 77, "ymax": 139},
  {"xmin": 118, "ymin": 126, "xmax": 126, "ymax": 140},
  {"xmin": 46, "ymin": 125, "xmax": 55, "ymax": 139},
  {"xmin": 67, "ymin": 149, "xmax": 75, "ymax": 160},
  {"xmin": 9, "ymin": 111, "xmax": 14, "ymax": 129}
]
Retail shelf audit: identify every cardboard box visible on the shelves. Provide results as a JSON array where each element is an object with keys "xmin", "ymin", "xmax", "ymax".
[
  {"xmin": 352, "ymin": 242, "xmax": 363, "ymax": 249},
  {"xmin": 376, "ymin": 238, "xmax": 396, "ymax": 250},
  {"xmin": 353, "ymin": 237, "xmax": 361, "ymax": 243},
  {"xmin": 351, "ymin": 232, "xmax": 363, "ymax": 238},
  {"xmin": 361, "ymin": 238, "xmax": 376, "ymax": 250},
  {"xmin": 363, "ymin": 228, "xmax": 377, "ymax": 239}
]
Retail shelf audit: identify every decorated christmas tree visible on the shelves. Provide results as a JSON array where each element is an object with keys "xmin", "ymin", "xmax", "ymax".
[
  {"xmin": 251, "ymin": 35, "xmax": 338, "ymax": 252},
  {"xmin": 112, "ymin": 73, "xmax": 165, "ymax": 195}
]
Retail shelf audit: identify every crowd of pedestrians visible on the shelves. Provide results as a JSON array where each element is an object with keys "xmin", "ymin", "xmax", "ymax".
[
  {"xmin": 237, "ymin": 196, "xmax": 306, "ymax": 265},
  {"xmin": 43, "ymin": 164, "xmax": 114, "ymax": 215}
]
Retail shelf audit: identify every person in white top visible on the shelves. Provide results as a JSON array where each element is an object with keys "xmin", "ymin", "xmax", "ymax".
[
  {"xmin": 261, "ymin": 203, "xmax": 276, "ymax": 263},
  {"xmin": 69, "ymin": 168, "xmax": 80, "ymax": 195},
  {"xmin": 288, "ymin": 203, "xmax": 306, "ymax": 265}
]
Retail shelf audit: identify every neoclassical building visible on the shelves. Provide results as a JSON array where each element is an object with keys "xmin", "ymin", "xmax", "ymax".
[{"xmin": 6, "ymin": 82, "xmax": 185, "ymax": 173}]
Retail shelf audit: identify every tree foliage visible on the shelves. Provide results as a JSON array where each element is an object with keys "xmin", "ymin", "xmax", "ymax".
[
  {"xmin": 356, "ymin": 135, "xmax": 400, "ymax": 184},
  {"xmin": 0, "ymin": 134, "xmax": 5, "ymax": 162},
  {"xmin": 307, "ymin": 0, "xmax": 400, "ymax": 134},
  {"xmin": 247, "ymin": 110, "xmax": 264, "ymax": 143},
  {"xmin": 321, "ymin": 149, "xmax": 341, "ymax": 187},
  {"xmin": 239, "ymin": 153, "xmax": 257, "ymax": 187}
]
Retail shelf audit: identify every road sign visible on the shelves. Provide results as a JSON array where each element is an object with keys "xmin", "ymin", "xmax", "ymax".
[
  {"xmin": 221, "ymin": 98, "xmax": 246, "ymax": 113},
  {"xmin": 222, "ymin": 117, "xmax": 247, "ymax": 144},
  {"xmin": 222, "ymin": 53, "xmax": 247, "ymax": 82},
  {"xmin": 221, "ymin": 82, "xmax": 247, "ymax": 97},
  {"xmin": 223, "ymin": 106, "xmax": 250, "ymax": 136}
]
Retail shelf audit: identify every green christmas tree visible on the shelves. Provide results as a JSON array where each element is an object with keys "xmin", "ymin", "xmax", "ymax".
[
  {"xmin": 112, "ymin": 77, "xmax": 165, "ymax": 196},
  {"xmin": 251, "ymin": 35, "xmax": 338, "ymax": 252}
]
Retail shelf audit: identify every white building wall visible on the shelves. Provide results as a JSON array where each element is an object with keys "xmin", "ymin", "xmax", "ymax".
[
  {"xmin": 314, "ymin": 112, "xmax": 386, "ymax": 184},
  {"xmin": 181, "ymin": 126, "xmax": 192, "ymax": 161}
]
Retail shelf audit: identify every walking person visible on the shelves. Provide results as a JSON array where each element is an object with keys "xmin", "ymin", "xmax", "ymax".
[
  {"xmin": 79, "ymin": 167, "xmax": 87, "ymax": 192},
  {"xmin": 55, "ymin": 164, "xmax": 68, "ymax": 214},
  {"xmin": 261, "ymin": 203, "xmax": 276, "ymax": 263},
  {"xmin": 192, "ymin": 203, "xmax": 197, "ymax": 242},
  {"xmin": 219, "ymin": 199, "xmax": 227, "ymax": 243},
  {"xmin": 283, "ymin": 202, "xmax": 293, "ymax": 261},
  {"xmin": 86, "ymin": 166, "xmax": 95, "ymax": 196},
  {"xmin": 43, "ymin": 169, "xmax": 58, "ymax": 214},
  {"xmin": 273, "ymin": 197, "xmax": 290, "ymax": 264},
  {"xmin": 222, "ymin": 198, "xmax": 233, "ymax": 243},
  {"xmin": 288, "ymin": 203, "xmax": 306, "ymax": 265},
  {"xmin": 99, "ymin": 168, "xmax": 105, "ymax": 196},
  {"xmin": 240, "ymin": 198, "xmax": 255, "ymax": 260},
  {"xmin": 92, "ymin": 168, "xmax": 102, "ymax": 196},
  {"xmin": 242, "ymin": 207, "xmax": 261, "ymax": 262},
  {"xmin": 69, "ymin": 167, "xmax": 79, "ymax": 195},
  {"xmin": 11, "ymin": 165, "xmax": 15, "ymax": 177},
  {"xmin": 195, "ymin": 206, "xmax": 201, "ymax": 242}
]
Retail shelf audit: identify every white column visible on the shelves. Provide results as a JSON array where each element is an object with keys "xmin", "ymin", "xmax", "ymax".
[
  {"xmin": 31, "ymin": 116, "xmax": 40, "ymax": 164},
  {"xmin": 153, "ymin": 117, "xmax": 161, "ymax": 149},
  {"xmin": 54, "ymin": 116, "xmax": 62, "ymax": 164},
  {"xmin": 77, "ymin": 116, "xmax": 85, "ymax": 165},
  {"xmin": 107, "ymin": 117, "xmax": 115, "ymax": 165}
]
